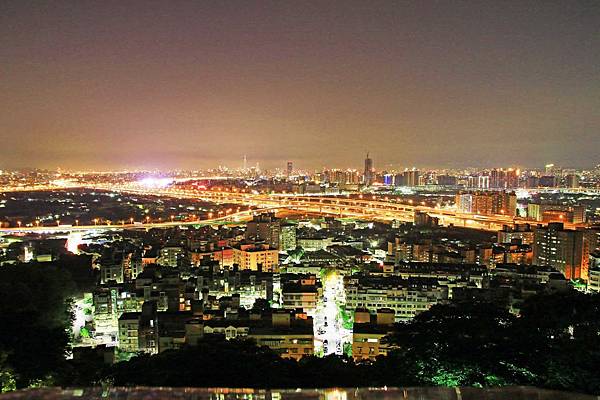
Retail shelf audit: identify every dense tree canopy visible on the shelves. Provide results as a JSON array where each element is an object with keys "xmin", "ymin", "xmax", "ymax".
[
  {"xmin": 378, "ymin": 292, "xmax": 600, "ymax": 394},
  {"xmin": 0, "ymin": 263, "xmax": 77, "ymax": 388}
]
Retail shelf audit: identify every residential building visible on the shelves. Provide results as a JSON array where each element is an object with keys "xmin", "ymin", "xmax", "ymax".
[
  {"xmin": 532, "ymin": 223, "xmax": 597, "ymax": 280},
  {"xmin": 233, "ymin": 244, "xmax": 279, "ymax": 272}
]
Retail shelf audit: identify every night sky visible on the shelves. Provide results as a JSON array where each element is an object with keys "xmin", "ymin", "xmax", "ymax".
[{"xmin": 1, "ymin": 1, "xmax": 599, "ymax": 171}]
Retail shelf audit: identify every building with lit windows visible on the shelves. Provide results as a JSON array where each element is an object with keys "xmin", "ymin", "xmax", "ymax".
[
  {"xmin": 345, "ymin": 275, "xmax": 449, "ymax": 321},
  {"xmin": 497, "ymin": 224, "xmax": 535, "ymax": 245},
  {"xmin": 245, "ymin": 213, "xmax": 281, "ymax": 250},
  {"xmin": 279, "ymin": 223, "xmax": 297, "ymax": 251},
  {"xmin": 100, "ymin": 263, "xmax": 124, "ymax": 284},
  {"xmin": 233, "ymin": 244, "xmax": 279, "ymax": 272},
  {"xmin": 532, "ymin": 223, "xmax": 597, "ymax": 280},
  {"xmin": 588, "ymin": 253, "xmax": 600, "ymax": 292},
  {"xmin": 118, "ymin": 312, "xmax": 140, "ymax": 353},
  {"xmin": 158, "ymin": 246, "xmax": 185, "ymax": 268},
  {"xmin": 352, "ymin": 309, "xmax": 395, "ymax": 362},
  {"xmin": 527, "ymin": 203, "xmax": 585, "ymax": 224},
  {"xmin": 282, "ymin": 281, "xmax": 320, "ymax": 316},
  {"xmin": 203, "ymin": 310, "xmax": 314, "ymax": 360},
  {"xmin": 455, "ymin": 191, "xmax": 517, "ymax": 216}
]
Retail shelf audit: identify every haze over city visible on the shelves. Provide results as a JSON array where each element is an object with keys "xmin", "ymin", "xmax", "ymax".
[{"xmin": 1, "ymin": 1, "xmax": 599, "ymax": 170}]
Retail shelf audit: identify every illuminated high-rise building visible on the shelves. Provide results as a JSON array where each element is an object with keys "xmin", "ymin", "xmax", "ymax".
[
  {"xmin": 490, "ymin": 168, "xmax": 503, "ymax": 188},
  {"xmin": 467, "ymin": 175, "xmax": 478, "ymax": 188},
  {"xmin": 565, "ymin": 174, "xmax": 579, "ymax": 188},
  {"xmin": 403, "ymin": 169, "xmax": 420, "ymax": 187},
  {"xmin": 533, "ymin": 223, "xmax": 597, "ymax": 280},
  {"xmin": 527, "ymin": 203, "xmax": 586, "ymax": 224},
  {"xmin": 245, "ymin": 213, "xmax": 281, "ymax": 250},
  {"xmin": 279, "ymin": 223, "xmax": 297, "ymax": 251},
  {"xmin": 478, "ymin": 175, "xmax": 490, "ymax": 189},
  {"xmin": 364, "ymin": 152, "xmax": 374, "ymax": 186},
  {"xmin": 455, "ymin": 191, "xmax": 517, "ymax": 216},
  {"xmin": 506, "ymin": 168, "xmax": 519, "ymax": 188},
  {"xmin": 383, "ymin": 174, "xmax": 394, "ymax": 185},
  {"xmin": 346, "ymin": 169, "xmax": 360, "ymax": 184},
  {"xmin": 286, "ymin": 161, "xmax": 293, "ymax": 177}
]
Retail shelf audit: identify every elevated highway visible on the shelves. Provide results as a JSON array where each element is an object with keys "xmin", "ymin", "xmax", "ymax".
[
  {"xmin": 87, "ymin": 184, "xmax": 521, "ymax": 231},
  {"xmin": 0, "ymin": 207, "xmax": 267, "ymax": 234},
  {"xmin": 0, "ymin": 183, "xmax": 552, "ymax": 233}
]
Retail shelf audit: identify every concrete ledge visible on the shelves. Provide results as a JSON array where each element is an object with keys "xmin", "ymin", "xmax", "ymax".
[{"xmin": 0, "ymin": 386, "xmax": 595, "ymax": 400}]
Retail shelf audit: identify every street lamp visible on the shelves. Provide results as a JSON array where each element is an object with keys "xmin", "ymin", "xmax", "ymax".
[
  {"xmin": 17, "ymin": 221, "xmax": 21, "ymax": 228},
  {"xmin": 129, "ymin": 217, "xmax": 134, "ymax": 224}
]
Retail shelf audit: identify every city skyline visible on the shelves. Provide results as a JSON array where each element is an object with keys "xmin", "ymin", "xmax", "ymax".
[
  {"xmin": 2, "ymin": 1, "xmax": 600, "ymax": 170},
  {"xmin": 0, "ymin": 150, "xmax": 598, "ymax": 174},
  {"xmin": 0, "ymin": 157, "xmax": 596, "ymax": 174}
]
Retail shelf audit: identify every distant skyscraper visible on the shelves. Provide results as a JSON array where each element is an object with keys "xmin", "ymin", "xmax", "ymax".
[
  {"xmin": 545, "ymin": 163, "xmax": 562, "ymax": 177},
  {"xmin": 565, "ymin": 174, "xmax": 579, "ymax": 188},
  {"xmin": 394, "ymin": 173, "xmax": 405, "ymax": 187},
  {"xmin": 539, "ymin": 175, "xmax": 559, "ymax": 187},
  {"xmin": 490, "ymin": 168, "xmax": 505, "ymax": 188},
  {"xmin": 364, "ymin": 153, "xmax": 374, "ymax": 186},
  {"xmin": 347, "ymin": 169, "xmax": 360, "ymax": 184},
  {"xmin": 243, "ymin": 155, "xmax": 247, "ymax": 170},
  {"xmin": 478, "ymin": 175, "xmax": 490, "ymax": 189},
  {"xmin": 506, "ymin": 168, "xmax": 519, "ymax": 188},
  {"xmin": 287, "ymin": 161, "xmax": 293, "ymax": 177},
  {"xmin": 403, "ymin": 169, "xmax": 420, "ymax": 187}
]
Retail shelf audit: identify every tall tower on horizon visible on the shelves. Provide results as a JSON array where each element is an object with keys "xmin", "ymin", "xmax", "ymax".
[
  {"xmin": 364, "ymin": 152, "xmax": 374, "ymax": 186},
  {"xmin": 243, "ymin": 155, "xmax": 247, "ymax": 170}
]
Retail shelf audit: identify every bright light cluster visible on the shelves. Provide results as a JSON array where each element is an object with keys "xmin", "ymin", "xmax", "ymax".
[{"xmin": 137, "ymin": 177, "xmax": 173, "ymax": 188}]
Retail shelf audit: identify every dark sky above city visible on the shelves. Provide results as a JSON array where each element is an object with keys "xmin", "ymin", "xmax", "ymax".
[{"xmin": 1, "ymin": 1, "xmax": 599, "ymax": 171}]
